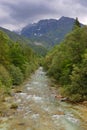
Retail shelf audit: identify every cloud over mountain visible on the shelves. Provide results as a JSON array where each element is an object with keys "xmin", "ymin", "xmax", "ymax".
[{"xmin": 0, "ymin": 0, "xmax": 87, "ymax": 30}]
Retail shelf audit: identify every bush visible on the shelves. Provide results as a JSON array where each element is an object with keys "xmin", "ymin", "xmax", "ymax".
[
  {"xmin": 60, "ymin": 85, "xmax": 82, "ymax": 102},
  {"xmin": 0, "ymin": 64, "xmax": 12, "ymax": 92},
  {"xmin": 9, "ymin": 65, "xmax": 24, "ymax": 85},
  {"xmin": 21, "ymin": 62, "xmax": 32, "ymax": 78},
  {"xmin": 69, "ymin": 94, "xmax": 82, "ymax": 102}
]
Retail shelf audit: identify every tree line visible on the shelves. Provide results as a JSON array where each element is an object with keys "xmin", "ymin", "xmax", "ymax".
[{"xmin": 44, "ymin": 18, "xmax": 87, "ymax": 102}]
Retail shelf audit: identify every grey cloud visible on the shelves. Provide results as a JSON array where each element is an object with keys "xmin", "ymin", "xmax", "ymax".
[
  {"xmin": 2, "ymin": 1, "xmax": 57, "ymax": 23},
  {"xmin": 10, "ymin": 3, "xmax": 55, "ymax": 21},
  {"xmin": 77, "ymin": 0, "xmax": 87, "ymax": 7},
  {"xmin": 0, "ymin": 0, "xmax": 87, "ymax": 30}
]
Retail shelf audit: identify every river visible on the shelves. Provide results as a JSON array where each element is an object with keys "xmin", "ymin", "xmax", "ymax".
[{"xmin": 0, "ymin": 67, "xmax": 87, "ymax": 130}]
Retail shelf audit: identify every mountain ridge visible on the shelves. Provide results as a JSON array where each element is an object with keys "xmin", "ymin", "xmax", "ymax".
[{"xmin": 21, "ymin": 16, "xmax": 76, "ymax": 48}]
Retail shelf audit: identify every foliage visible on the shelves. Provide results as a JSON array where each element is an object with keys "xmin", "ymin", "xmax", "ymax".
[
  {"xmin": 73, "ymin": 17, "xmax": 81, "ymax": 30},
  {"xmin": 9, "ymin": 42, "xmax": 26, "ymax": 68},
  {"xmin": 9, "ymin": 65, "xmax": 24, "ymax": 85},
  {"xmin": 0, "ymin": 30, "xmax": 39, "ymax": 93},
  {"xmin": 44, "ymin": 26, "xmax": 87, "ymax": 102},
  {"xmin": 0, "ymin": 27, "xmax": 47, "ymax": 56},
  {"xmin": 0, "ymin": 64, "xmax": 12, "ymax": 92},
  {"xmin": 0, "ymin": 31, "xmax": 10, "ymax": 65}
]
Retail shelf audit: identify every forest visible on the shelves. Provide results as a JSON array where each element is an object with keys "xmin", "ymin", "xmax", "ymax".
[
  {"xmin": 0, "ymin": 18, "xmax": 87, "ymax": 102},
  {"xmin": 0, "ymin": 30, "xmax": 38, "ymax": 95},
  {"xmin": 44, "ymin": 19, "xmax": 87, "ymax": 102}
]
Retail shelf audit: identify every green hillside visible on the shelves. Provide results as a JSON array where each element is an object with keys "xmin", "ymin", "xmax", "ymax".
[
  {"xmin": 0, "ymin": 27, "xmax": 47, "ymax": 56},
  {"xmin": 44, "ymin": 23, "xmax": 87, "ymax": 102},
  {"xmin": 0, "ymin": 30, "xmax": 38, "ymax": 94}
]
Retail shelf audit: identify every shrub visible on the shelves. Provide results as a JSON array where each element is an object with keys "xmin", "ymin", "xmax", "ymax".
[
  {"xmin": 0, "ymin": 64, "xmax": 12, "ymax": 92},
  {"xmin": 60, "ymin": 85, "xmax": 82, "ymax": 102},
  {"xmin": 69, "ymin": 94, "xmax": 82, "ymax": 102},
  {"xmin": 21, "ymin": 62, "xmax": 32, "ymax": 78},
  {"xmin": 9, "ymin": 65, "xmax": 24, "ymax": 85},
  {"xmin": 21, "ymin": 62, "xmax": 37, "ymax": 78}
]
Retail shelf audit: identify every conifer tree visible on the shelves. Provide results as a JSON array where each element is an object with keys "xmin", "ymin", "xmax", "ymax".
[{"xmin": 73, "ymin": 17, "xmax": 81, "ymax": 30}]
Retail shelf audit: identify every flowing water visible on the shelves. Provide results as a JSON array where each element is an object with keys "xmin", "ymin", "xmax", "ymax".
[{"xmin": 0, "ymin": 67, "xmax": 87, "ymax": 130}]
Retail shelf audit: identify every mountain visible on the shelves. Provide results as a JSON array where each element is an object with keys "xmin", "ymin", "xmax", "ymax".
[
  {"xmin": 0, "ymin": 27, "xmax": 47, "ymax": 56},
  {"xmin": 21, "ymin": 16, "xmax": 76, "ymax": 48}
]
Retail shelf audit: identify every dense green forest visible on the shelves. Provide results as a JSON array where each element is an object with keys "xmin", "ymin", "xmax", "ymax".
[
  {"xmin": 44, "ymin": 20, "xmax": 87, "ymax": 102},
  {"xmin": 0, "ymin": 30, "xmax": 39, "ymax": 94},
  {"xmin": 0, "ymin": 18, "xmax": 87, "ymax": 103}
]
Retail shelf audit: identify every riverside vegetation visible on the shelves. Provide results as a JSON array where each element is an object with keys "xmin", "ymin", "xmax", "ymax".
[
  {"xmin": 0, "ymin": 30, "xmax": 39, "ymax": 96},
  {"xmin": 0, "ymin": 18, "xmax": 87, "ymax": 130},
  {"xmin": 44, "ymin": 18, "xmax": 87, "ymax": 102},
  {"xmin": 0, "ymin": 18, "xmax": 87, "ymax": 103}
]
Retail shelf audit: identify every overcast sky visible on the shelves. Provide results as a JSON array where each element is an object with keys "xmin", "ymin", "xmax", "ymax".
[{"xmin": 0, "ymin": 0, "xmax": 87, "ymax": 31}]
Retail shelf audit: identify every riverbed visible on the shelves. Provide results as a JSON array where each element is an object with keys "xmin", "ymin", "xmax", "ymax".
[{"xmin": 0, "ymin": 67, "xmax": 87, "ymax": 130}]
